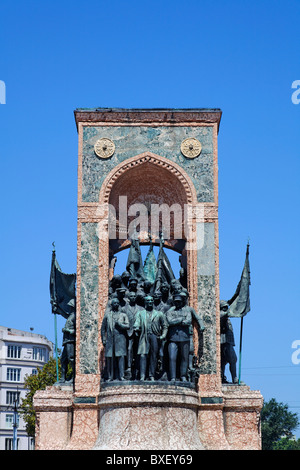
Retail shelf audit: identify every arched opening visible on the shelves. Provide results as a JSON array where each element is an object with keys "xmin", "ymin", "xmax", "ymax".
[
  {"xmin": 100, "ymin": 153, "xmax": 196, "ymax": 278},
  {"xmin": 98, "ymin": 152, "xmax": 198, "ymax": 306},
  {"xmin": 109, "ymin": 161, "xmax": 189, "ymax": 248}
]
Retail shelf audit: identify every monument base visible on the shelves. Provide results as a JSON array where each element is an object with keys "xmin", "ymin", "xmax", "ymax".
[
  {"xmin": 94, "ymin": 383, "xmax": 204, "ymax": 450},
  {"xmin": 33, "ymin": 382, "xmax": 263, "ymax": 450}
]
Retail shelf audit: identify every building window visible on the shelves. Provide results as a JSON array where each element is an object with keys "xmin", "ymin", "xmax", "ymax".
[
  {"xmin": 32, "ymin": 368, "xmax": 38, "ymax": 376},
  {"xmin": 6, "ymin": 414, "xmax": 13, "ymax": 428},
  {"xmin": 5, "ymin": 414, "xmax": 19, "ymax": 429},
  {"xmin": 5, "ymin": 438, "xmax": 19, "ymax": 450},
  {"xmin": 6, "ymin": 368, "xmax": 21, "ymax": 382},
  {"xmin": 33, "ymin": 347, "xmax": 46, "ymax": 361},
  {"xmin": 6, "ymin": 391, "xmax": 20, "ymax": 405},
  {"xmin": 7, "ymin": 345, "xmax": 21, "ymax": 359}
]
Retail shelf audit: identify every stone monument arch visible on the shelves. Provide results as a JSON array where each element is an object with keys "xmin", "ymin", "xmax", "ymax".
[{"xmin": 34, "ymin": 108, "xmax": 263, "ymax": 451}]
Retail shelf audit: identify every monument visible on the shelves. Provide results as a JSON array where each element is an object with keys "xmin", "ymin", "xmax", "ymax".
[{"xmin": 33, "ymin": 108, "xmax": 263, "ymax": 450}]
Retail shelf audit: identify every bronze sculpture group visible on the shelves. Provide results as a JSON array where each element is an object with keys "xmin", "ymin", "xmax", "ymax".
[
  {"xmin": 101, "ymin": 270, "xmax": 205, "ymax": 383},
  {"xmin": 51, "ymin": 238, "xmax": 246, "ymax": 386}
]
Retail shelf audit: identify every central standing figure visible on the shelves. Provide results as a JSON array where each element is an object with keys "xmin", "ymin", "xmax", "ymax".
[{"xmin": 134, "ymin": 295, "xmax": 168, "ymax": 381}]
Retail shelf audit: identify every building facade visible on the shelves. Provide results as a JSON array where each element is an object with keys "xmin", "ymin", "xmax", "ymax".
[{"xmin": 0, "ymin": 326, "xmax": 52, "ymax": 450}]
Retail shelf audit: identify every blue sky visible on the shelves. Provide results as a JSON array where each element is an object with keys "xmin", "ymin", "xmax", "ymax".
[{"xmin": 1, "ymin": 0, "xmax": 300, "ymax": 434}]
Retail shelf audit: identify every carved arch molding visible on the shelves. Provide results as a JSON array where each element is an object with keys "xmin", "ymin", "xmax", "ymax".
[{"xmin": 98, "ymin": 152, "xmax": 198, "ymax": 256}]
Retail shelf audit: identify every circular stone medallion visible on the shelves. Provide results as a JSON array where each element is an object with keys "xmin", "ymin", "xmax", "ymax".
[
  {"xmin": 94, "ymin": 138, "xmax": 115, "ymax": 159},
  {"xmin": 180, "ymin": 138, "xmax": 202, "ymax": 159}
]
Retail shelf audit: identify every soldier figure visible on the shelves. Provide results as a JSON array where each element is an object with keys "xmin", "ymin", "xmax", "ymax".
[
  {"xmin": 60, "ymin": 298, "xmax": 76, "ymax": 384},
  {"xmin": 101, "ymin": 298, "xmax": 130, "ymax": 381},
  {"xmin": 125, "ymin": 291, "xmax": 138, "ymax": 378},
  {"xmin": 153, "ymin": 291, "xmax": 168, "ymax": 378},
  {"xmin": 121, "ymin": 270, "xmax": 130, "ymax": 289},
  {"xmin": 128, "ymin": 276, "xmax": 138, "ymax": 293},
  {"xmin": 179, "ymin": 291, "xmax": 205, "ymax": 369},
  {"xmin": 115, "ymin": 287, "xmax": 128, "ymax": 309},
  {"xmin": 109, "ymin": 274, "xmax": 122, "ymax": 297},
  {"xmin": 166, "ymin": 294, "xmax": 192, "ymax": 382},
  {"xmin": 160, "ymin": 282, "xmax": 173, "ymax": 312},
  {"xmin": 220, "ymin": 300, "xmax": 238, "ymax": 384}
]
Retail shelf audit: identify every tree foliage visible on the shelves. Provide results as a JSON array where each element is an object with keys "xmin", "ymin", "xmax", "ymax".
[
  {"xmin": 19, "ymin": 357, "xmax": 60, "ymax": 438},
  {"xmin": 261, "ymin": 398, "xmax": 299, "ymax": 450},
  {"xmin": 273, "ymin": 437, "xmax": 300, "ymax": 450}
]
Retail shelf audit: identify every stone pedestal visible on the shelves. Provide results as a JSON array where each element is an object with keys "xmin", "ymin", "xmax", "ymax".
[
  {"xmin": 33, "ymin": 386, "xmax": 73, "ymax": 450},
  {"xmin": 66, "ymin": 396, "xmax": 99, "ymax": 450},
  {"xmin": 222, "ymin": 384, "xmax": 263, "ymax": 450},
  {"xmin": 94, "ymin": 383, "xmax": 204, "ymax": 450},
  {"xmin": 197, "ymin": 374, "xmax": 230, "ymax": 449},
  {"xmin": 33, "ymin": 385, "xmax": 99, "ymax": 450}
]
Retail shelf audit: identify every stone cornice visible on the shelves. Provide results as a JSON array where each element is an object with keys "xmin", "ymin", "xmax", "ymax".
[{"xmin": 74, "ymin": 108, "xmax": 222, "ymax": 131}]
